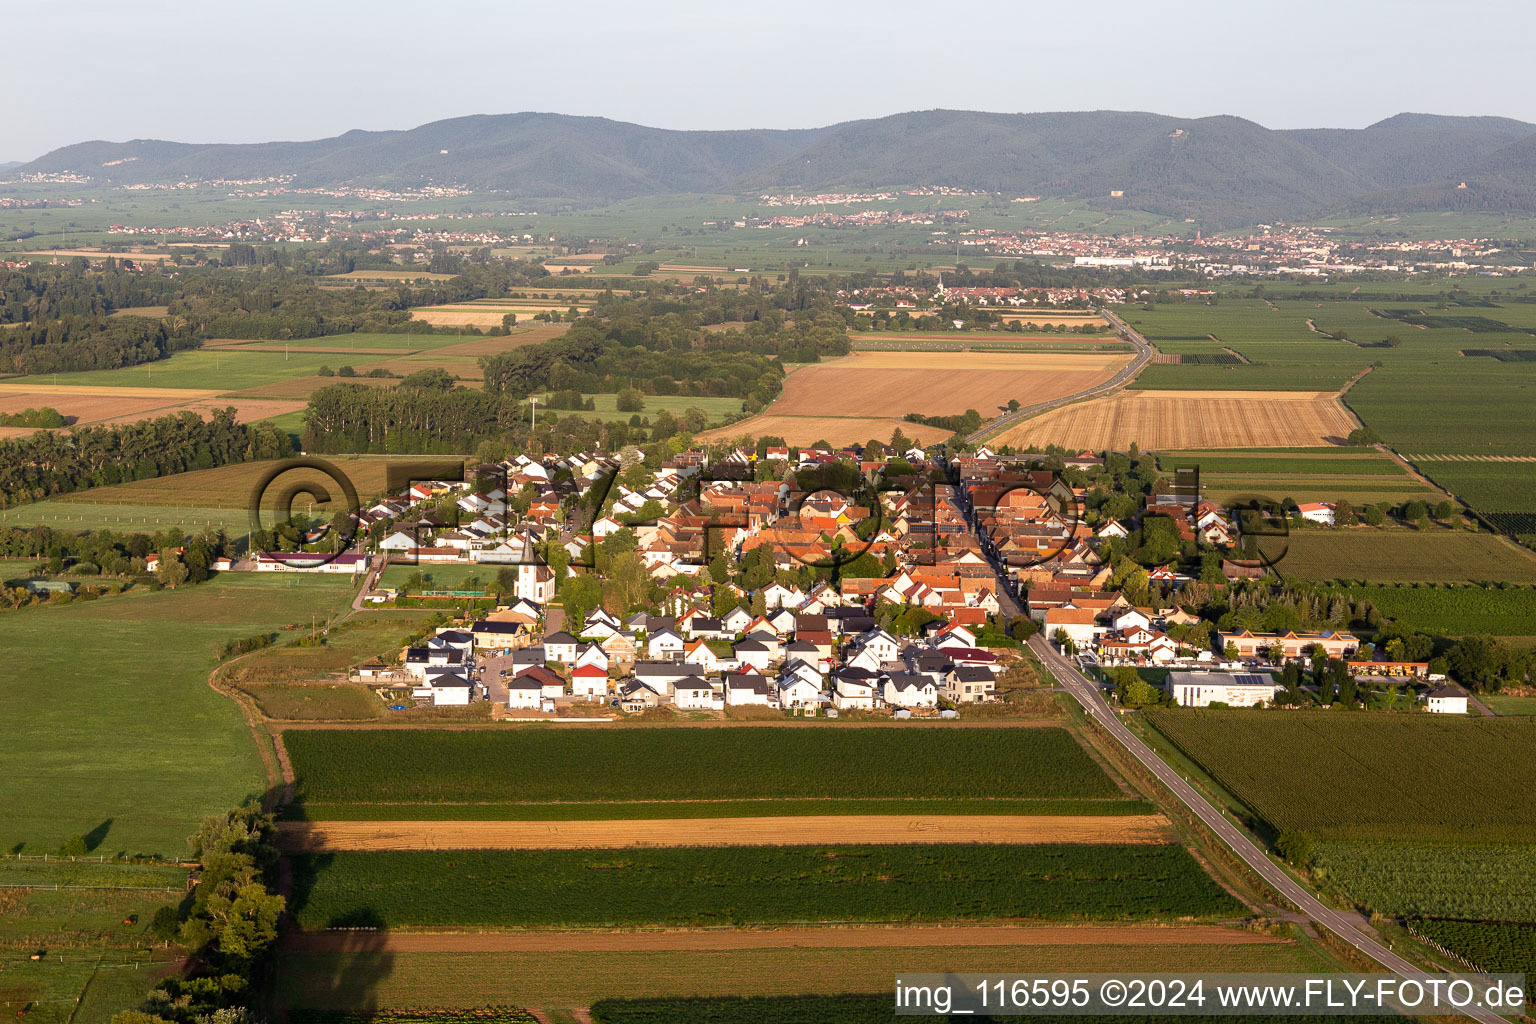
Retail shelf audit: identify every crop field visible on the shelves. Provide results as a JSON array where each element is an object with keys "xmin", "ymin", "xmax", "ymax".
[
  {"xmin": 289, "ymin": 844, "xmax": 1240, "ymax": 929},
  {"xmin": 996, "ymin": 391, "xmax": 1359, "ymax": 450},
  {"xmin": 45, "ymin": 454, "xmax": 468, "ymax": 510},
  {"xmin": 0, "ymin": 500, "xmax": 258, "ymax": 535},
  {"xmin": 1409, "ymin": 459, "xmax": 1536, "ymax": 513},
  {"xmin": 277, "ymin": 941, "xmax": 1331, "ymax": 1015},
  {"xmin": 1333, "ymin": 584, "xmax": 1536, "ymax": 636},
  {"xmin": 1274, "ymin": 531, "xmax": 1536, "ymax": 583},
  {"xmin": 697, "ymin": 413, "xmax": 953, "ymax": 447},
  {"xmin": 289, "ymin": 797, "xmax": 1154, "ymax": 821},
  {"xmin": 1411, "ymin": 919, "xmax": 1536, "ymax": 978},
  {"xmin": 1144, "ymin": 711, "xmax": 1536, "ymax": 842},
  {"xmin": 0, "ymin": 573, "xmax": 353, "ymax": 855},
  {"xmin": 1312, "ymin": 840, "xmax": 1536, "ymax": 921},
  {"xmin": 407, "ymin": 302, "xmax": 589, "ymax": 327},
  {"xmin": 541, "ymin": 392, "xmax": 744, "ymax": 425},
  {"xmin": 1158, "ymin": 448, "xmax": 1442, "ymax": 504},
  {"xmin": 278, "ymin": 814, "xmax": 1171, "ymax": 851},
  {"xmin": 765, "ymin": 351, "xmax": 1131, "ymax": 419},
  {"xmin": 284, "ymin": 727, "xmax": 1125, "ymax": 809}
]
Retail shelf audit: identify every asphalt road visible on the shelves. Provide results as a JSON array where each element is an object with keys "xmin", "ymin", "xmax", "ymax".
[
  {"xmin": 1027, "ymin": 635, "xmax": 1508, "ymax": 1023},
  {"xmin": 965, "ymin": 307, "xmax": 1155, "ymax": 444}
]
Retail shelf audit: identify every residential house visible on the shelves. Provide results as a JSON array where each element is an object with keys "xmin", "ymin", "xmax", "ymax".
[
  {"xmin": 674, "ymin": 676, "xmax": 723, "ymax": 711},
  {"xmin": 543, "ymin": 631, "xmax": 581, "ymax": 664},
  {"xmin": 883, "ymin": 671, "xmax": 938, "ymax": 709},
  {"xmin": 1424, "ymin": 684, "xmax": 1469, "ymax": 715},
  {"xmin": 832, "ymin": 669, "xmax": 878, "ymax": 710},
  {"xmin": 724, "ymin": 672, "xmax": 778, "ymax": 707},
  {"xmin": 571, "ymin": 663, "xmax": 610, "ymax": 700}
]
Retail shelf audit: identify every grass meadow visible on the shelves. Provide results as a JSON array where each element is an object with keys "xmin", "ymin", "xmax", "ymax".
[
  {"xmin": 0, "ymin": 573, "xmax": 354, "ymax": 855},
  {"xmin": 289, "ymin": 844, "xmax": 1241, "ymax": 929}
]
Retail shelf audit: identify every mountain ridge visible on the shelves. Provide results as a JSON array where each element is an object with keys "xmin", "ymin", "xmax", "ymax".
[{"xmin": 18, "ymin": 109, "xmax": 1536, "ymax": 228}]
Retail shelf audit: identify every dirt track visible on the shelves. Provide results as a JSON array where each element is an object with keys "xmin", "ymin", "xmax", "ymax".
[
  {"xmin": 284, "ymin": 923, "xmax": 1275, "ymax": 954},
  {"xmin": 277, "ymin": 814, "xmax": 1171, "ymax": 851}
]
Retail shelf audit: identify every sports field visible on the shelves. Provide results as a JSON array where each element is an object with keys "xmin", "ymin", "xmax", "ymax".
[
  {"xmin": 995, "ymin": 391, "xmax": 1359, "ymax": 450},
  {"xmin": 0, "ymin": 573, "xmax": 354, "ymax": 854}
]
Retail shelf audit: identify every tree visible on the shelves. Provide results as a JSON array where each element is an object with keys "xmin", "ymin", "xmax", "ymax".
[
  {"xmin": 1275, "ymin": 831, "xmax": 1316, "ymax": 869},
  {"xmin": 1223, "ymin": 641, "xmax": 1239, "ymax": 661},
  {"xmin": 1346, "ymin": 426, "xmax": 1381, "ymax": 446},
  {"xmin": 615, "ymin": 387, "xmax": 646, "ymax": 412},
  {"xmin": 1434, "ymin": 499, "xmax": 1455, "ymax": 520},
  {"xmin": 1363, "ymin": 504, "xmax": 1386, "ymax": 526},
  {"xmin": 155, "ymin": 548, "xmax": 189, "ymax": 589},
  {"xmin": 399, "ymin": 367, "xmax": 456, "ymax": 391},
  {"xmin": 59, "ymin": 834, "xmax": 87, "ymax": 858}
]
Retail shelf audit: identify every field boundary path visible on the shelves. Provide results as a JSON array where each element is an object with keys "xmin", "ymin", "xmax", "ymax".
[
  {"xmin": 276, "ymin": 814, "xmax": 1171, "ymax": 851},
  {"xmin": 967, "ymin": 308, "xmax": 1154, "ymax": 444},
  {"xmin": 1025, "ymin": 635, "xmax": 1506, "ymax": 1024},
  {"xmin": 282, "ymin": 923, "xmax": 1280, "ymax": 954}
]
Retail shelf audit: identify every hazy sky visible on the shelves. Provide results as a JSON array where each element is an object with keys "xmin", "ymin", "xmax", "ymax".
[{"xmin": 9, "ymin": 0, "xmax": 1536, "ymax": 160}]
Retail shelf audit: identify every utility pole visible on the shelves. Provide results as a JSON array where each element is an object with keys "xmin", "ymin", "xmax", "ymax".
[{"xmin": 529, "ymin": 395, "xmax": 539, "ymax": 430}]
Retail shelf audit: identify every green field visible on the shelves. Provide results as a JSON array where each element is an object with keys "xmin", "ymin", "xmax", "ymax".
[
  {"xmin": 0, "ymin": 454, "xmax": 467, "ymax": 537},
  {"xmin": 1313, "ymin": 840, "xmax": 1536, "ymax": 921},
  {"xmin": 290, "ymin": 844, "xmax": 1240, "ymax": 930},
  {"xmin": 1275, "ymin": 530, "xmax": 1536, "ymax": 583},
  {"xmin": 1144, "ymin": 710, "xmax": 1536, "ymax": 842},
  {"xmin": 1486, "ymin": 694, "xmax": 1536, "ymax": 715},
  {"xmin": 1412, "ymin": 459, "xmax": 1536, "ymax": 513},
  {"xmin": 284, "ymin": 727, "xmax": 1125, "ymax": 810},
  {"xmin": 543, "ymin": 392, "xmax": 745, "ymax": 424},
  {"xmin": 1334, "ymin": 584, "xmax": 1536, "ymax": 636},
  {"xmin": 0, "ymin": 573, "xmax": 354, "ymax": 855},
  {"xmin": 277, "ymin": 942, "xmax": 1335, "ymax": 1016},
  {"xmin": 0, "ymin": 859, "xmax": 187, "ymax": 1024},
  {"xmin": 1410, "ymin": 918, "xmax": 1536, "ymax": 978},
  {"xmin": 22, "ymin": 348, "xmax": 348, "ymax": 390}
]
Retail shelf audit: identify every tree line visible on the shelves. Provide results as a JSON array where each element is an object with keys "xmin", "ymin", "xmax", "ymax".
[{"xmin": 0, "ymin": 408, "xmax": 293, "ymax": 508}]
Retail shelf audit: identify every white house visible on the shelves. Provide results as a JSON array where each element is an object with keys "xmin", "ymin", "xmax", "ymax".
[
  {"xmin": 761, "ymin": 583, "xmax": 805, "ymax": 610},
  {"xmin": 733, "ymin": 638, "xmax": 776, "ymax": 672},
  {"xmin": 882, "ymin": 672, "xmax": 938, "ymax": 709},
  {"xmin": 571, "ymin": 663, "xmax": 610, "ymax": 699},
  {"xmin": 674, "ymin": 676, "xmax": 723, "ymax": 711},
  {"xmin": 543, "ymin": 632, "xmax": 581, "ymax": 664},
  {"xmin": 778, "ymin": 676, "xmax": 823, "ymax": 709},
  {"xmin": 720, "ymin": 606, "xmax": 754, "ymax": 634},
  {"xmin": 724, "ymin": 672, "xmax": 777, "ymax": 707},
  {"xmin": 648, "ymin": 628, "xmax": 686, "ymax": 661},
  {"xmin": 574, "ymin": 642, "xmax": 609, "ymax": 671},
  {"xmin": 832, "ymin": 670, "xmax": 878, "ymax": 710},
  {"xmin": 852, "ymin": 628, "xmax": 902, "ymax": 665},
  {"xmin": 941, "ymin": 665, "xmax": 995, "ymax": 704},
  {"xmin": 682, "ymin": 639, "xmax": 722, "ymax": 673},
  {"xmin": 505, "ymin": 674, "xmax": 543, "ymax": 710},
  {"xmin": 1424, "ymin": 684, "xmax": 1469, "ymax": 715}
]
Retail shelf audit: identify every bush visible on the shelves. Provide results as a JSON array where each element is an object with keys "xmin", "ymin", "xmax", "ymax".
[{"xmin": 1274, "ymin": 831, "xmax": 1316, "ymax": 869}]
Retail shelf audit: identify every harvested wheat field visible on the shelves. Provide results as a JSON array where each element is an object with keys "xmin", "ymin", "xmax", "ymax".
[
  {"xmin": 278, "ymin": 814, "xmax": 1171, "ymax": 852},
  {"xmin": 109, "ymin": 305, "xmax": 170, "ymax": 318},
  {"xmin": 286, "ymin": 923, "xmax": 1273, "ymax": 953},
  {"xmin": 408, "ymin": 303, "xmax": 587, "ymax": 327},
  {"xmin": 996, "ymin": 390, "xmax": 1359, "ymax": 450},
  {"xmin": 0, "ymin": 383, "xmax": 219, "ymax": 400},
  {"xmin": 698, "ymin": 415, "xmax": 954, "ymax": 447},
  {"xmin": 770, "ymin": 351, "xmax": 1131, "ymax": 419}
]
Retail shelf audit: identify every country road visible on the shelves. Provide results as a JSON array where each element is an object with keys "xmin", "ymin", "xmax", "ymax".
[
  {"xmin": 965, "ymin": 307, "xmax": 1155, "ymax": 444},
  {"xmin": 1026, "ymin": 635, "xmax": 1508, "ymax": 1024},
  {"xmin": 952, "ymin": 463, "xmax": 1504, "ymax": 1022}
]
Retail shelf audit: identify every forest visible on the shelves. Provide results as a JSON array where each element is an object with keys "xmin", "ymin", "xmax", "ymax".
[{"xmin": 0, "ymin": 408, "xmax": 294, "ymax": 507}]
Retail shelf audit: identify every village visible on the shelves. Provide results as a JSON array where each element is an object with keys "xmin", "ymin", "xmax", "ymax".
[{"xmin": 237, "ymin": 440, "xmax": 1472, "ymax": 720}]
